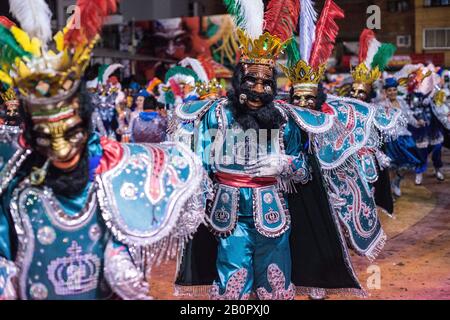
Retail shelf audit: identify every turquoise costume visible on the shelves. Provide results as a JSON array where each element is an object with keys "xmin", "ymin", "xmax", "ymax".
[
  {"xmin": 0, "ymin": 134, "xmax": 207, "ymax": 300},
  {"xmin": 172, "ymin": 97, "xmax": 383, "ymax": 299}
]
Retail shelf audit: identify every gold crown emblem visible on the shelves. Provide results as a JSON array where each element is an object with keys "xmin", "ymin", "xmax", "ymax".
[
  {"xmin": 0, "ymin": 87, "xmax": 17, "ymax": 102},
  {"xmin": 12, "ymin": 34, "xmax": 98, "ymax": 105},
  {"xmin": 237, "ymin": 29, "xmax": 288, "ymax": 67},
  {"xmin": 351, "ymin": 63, "xmax": 381, "ymax": 86},
  {"xmin": 280, "ymin": 60, "xmax": 326, "ymax": 87},
  {"xmin": 196, "ymin": 78, "xmax": 222, "ymax": 99}
]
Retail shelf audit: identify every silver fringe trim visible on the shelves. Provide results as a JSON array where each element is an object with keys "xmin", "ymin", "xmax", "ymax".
[
  {"xmin": 174, "ymin": 284, "xmax": 212, "ymax": 297},
  {"xmin": 365, "ymin": 230, "xmax": 387, "ymax": 262},
  {"xmin": 296, "ymin": 286, "xmax": 368, "ymax": 298}
]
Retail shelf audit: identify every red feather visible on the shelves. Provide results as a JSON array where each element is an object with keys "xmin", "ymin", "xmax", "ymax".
[
  {"xmin": 309, "ymin": 0, "xmax": 344, "ymax": 69},
  {"xmin": 197, "ymin": 56, "xmax": 216, "ymax": 80},
  {"xmin": 65, "ymin": 0, "xmax": 118, "ymax": 46},
  {"xmin": 358, "ymin": 29, "xmax": 375, "ymax": 63},
  {"xmin": 169, "ymin": 78, "xmax": 183, "ymax": 97},
  {"xmin": 264, "ymin": 0, "xmax": 300, "ymax": 42},
  {"xmin": 0, "ymin": 16, "xmax": 16, "ymax": 29}
]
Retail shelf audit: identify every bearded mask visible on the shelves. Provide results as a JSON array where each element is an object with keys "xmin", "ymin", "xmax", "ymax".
[{"xmin": 238, "ymin": 63, "xmax": 276, "ymax": 110}]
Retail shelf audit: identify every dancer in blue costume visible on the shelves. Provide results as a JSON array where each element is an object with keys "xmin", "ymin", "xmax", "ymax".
[
  {"xmin": 347, "ymin": 29, "xmax": 399, "ymax": 217},
  {"xmin": 0, "ymin": 1, "xmax": 206, "ymax": 300},
  {"xmin": 381, "ymin": 78, "xmax": 421, "ymax": 197},
  {"xmin": 173, "ymin": 0, "xmax": 382, "ymax": 300}
]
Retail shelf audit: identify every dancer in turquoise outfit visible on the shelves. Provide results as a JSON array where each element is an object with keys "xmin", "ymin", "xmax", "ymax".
[
  {"xmin": 173, "ymin": 0, "xmax": 381, "ymax": 300},
  {"xmin": 0, "ymin": 0, "xmax": 207, "ymax": 300}
]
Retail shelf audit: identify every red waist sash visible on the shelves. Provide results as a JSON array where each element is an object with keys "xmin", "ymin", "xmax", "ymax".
[{"xmin": 215, "ymin": 171, "xmax": 277, "ymax": 188}]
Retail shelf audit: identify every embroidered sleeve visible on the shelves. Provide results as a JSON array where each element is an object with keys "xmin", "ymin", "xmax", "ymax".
[
  {"xmin": 0, "ymin": 257, "xmax": 17, "ymax": 300},
  {"xmin": 103, "ymin": 239, "xmax": 152, "ymax": 300}
]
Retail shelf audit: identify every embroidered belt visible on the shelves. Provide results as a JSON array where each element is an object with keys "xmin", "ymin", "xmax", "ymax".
[{"xmin": 215, "ymin": 172, "xmax": 277, "ymax": 188}]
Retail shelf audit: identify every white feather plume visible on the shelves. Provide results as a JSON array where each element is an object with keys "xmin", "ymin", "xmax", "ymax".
[
  {"xmin": 393, "ymin": 63, "xmax": 423, "ymax": 81},
  {"xmin": 299, "ymin": 0, "xmax": 318, "ymax": 63},
  {"xmin": 102, "ymin": 64, "xmax": 124, "ymax": 84},
  {"xmin": 9, "ymin": 0, "xmax": 53, "ymax": 45},
  {"xmin": 179, "ymin": 58, "xmax": 209, "ymax": 83},
  {"xmin": 227, "ymin": 0, "xmax": 264, "ymax": 39},
  {"xmin": 364, "ymin": 38, "xmax": 381, "ymax": 69}
]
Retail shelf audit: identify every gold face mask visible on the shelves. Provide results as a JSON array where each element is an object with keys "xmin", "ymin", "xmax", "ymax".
[
  {"xmin": 30, "ymin": 96, "xmax": 88, "ymax": 172},
  {"xmin": 350, "ymin": 82, "xmax": 371, "ymax": 101},
  {"xmin": 292, "ymin": 85, "xmax": 318, "ymax": 109}
]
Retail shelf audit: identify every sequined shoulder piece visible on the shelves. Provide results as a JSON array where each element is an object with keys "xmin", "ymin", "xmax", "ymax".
[
  {"xmin": 278, "ymin": 102, "xmax": 335, "ymax": 134},
  {"xmin": 373, "ymin": 104, "xmax": 403, "ymax": 134},
  {"xmin": 174, "ymin": 99, "xmax": 220, "ymax": 122},
  {"xmin": 314, "ymin": 95, "xmax": 376, "ymax": 169},
  {"xmin": 96, "ymin": 142, "xmax": 207, "ymax": 260}
]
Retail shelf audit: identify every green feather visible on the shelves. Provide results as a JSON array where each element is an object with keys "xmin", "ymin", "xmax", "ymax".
[
  {"xmin": 97, "ymin": 64, "xmax": 108, "ymax": 83},
  {"xmin": 0, "ymin": 25, "xmax": 30, "ymax": 66},
  {"xmin": 285, "ymin": 39, "xmax": 302, "ymax": 69},
  {"xmin": 371, "ymin": 43, "xmax": 396, "ymax": 72},
  {"xmin": 224, "ymin": 0, "xmax": 245, "ymax": 29},
  {"xmin": 165, "ymin": 66, "xmax": 199, "ymax": 83},
  {"xmin": 165, "ymin": 91, "xmax": 175, "ymax": 105}
]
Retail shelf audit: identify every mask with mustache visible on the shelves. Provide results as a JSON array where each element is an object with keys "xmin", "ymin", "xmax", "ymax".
[{"xmin": 228, "ymin": 63, "xmax": 284, "ymax": 131}]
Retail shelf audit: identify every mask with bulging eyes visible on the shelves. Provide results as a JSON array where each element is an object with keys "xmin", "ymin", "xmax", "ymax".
[
  {"xmin": 29, "ymin": 95, "xmax": 88, "ymax": 172},
  {"xmin": 240, "ymin": 64, "xmax": 275, "ymax": 110}
]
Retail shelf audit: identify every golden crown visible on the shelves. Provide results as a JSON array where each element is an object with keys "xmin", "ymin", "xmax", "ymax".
[
  {"xmin": 0, "ymin": 87, "xmax": 18, "ymax": 102},
  {"xmin": 280, "ymin": 60, "xmax": 326, "ymax": 88},
  {"xmin": 237, "ymin": 29, "xmax": 288, "ymax": 67},
  {"xmin": 351, "ymin": 63, "xmax": 381, "ymax": 86},
  {"xmin": 11, "ymin": 31, "xmax": 98, "ymax": 105},
  {"xmin": 196, "ymin": 78, "xmax": 222, "ymax": 99}
]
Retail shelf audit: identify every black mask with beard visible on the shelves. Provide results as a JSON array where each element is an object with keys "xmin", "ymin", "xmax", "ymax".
[
  {"xmin": 19, "ymin": 83, "xmax": 93, "ymax": 196},
  {"xmin": 227, "ymin": 63, "xmax": 284, "ymax": 131}
]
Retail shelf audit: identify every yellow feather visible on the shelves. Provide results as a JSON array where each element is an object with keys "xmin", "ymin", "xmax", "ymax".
[
  {"xmin": 0, "ymin": 70, "xmax": 13, "ymax": 87},
  {"xmin": 10, "ymin": 26, "xmax": 32, "ymax": 52},
  {"xmin": 30, "ymin": 38, "xmax": 42, "ymax": 57},
  {"xmin": 54, "ymin": 31, "xmax": 65, "ymax": 52},
  {"xmin": 16, "ymin": 59, "xmax": 31, "ymax": 79}
]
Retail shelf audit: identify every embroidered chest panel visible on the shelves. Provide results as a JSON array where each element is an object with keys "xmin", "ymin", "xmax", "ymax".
[
  {"xmin": 212, "ymin": 106, "xmax": 284, "ymax": 175},
  {"xmin": 11, "ymin": 186, "xmax": 111, "ymax": 300}
]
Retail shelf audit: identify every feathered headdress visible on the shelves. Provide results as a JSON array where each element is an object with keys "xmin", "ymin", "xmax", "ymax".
[
  {"xmin": 179, "ymin": 57, "xmax": 222, "ymax": 99},
  {"xmin": 225, "ymin": 0, "xmax": 299, "ymax": 66},
  {"xmin": 0, "ymin": 0, "xmax": 118, "ymax": 117},
  {"xmin": 351, "ymin": 29, "xmax": 396, "ymax": 86},
  {"xmin": 393, "ymin": 63, "xmax": 432, "ymax": 93},
  {"xmin": 281, "ymin": 0, "xmax": 344, "ymax": 90},
  {"xmin": 0, "ymin": 17, "xmax": 19, "ymax": 103}
]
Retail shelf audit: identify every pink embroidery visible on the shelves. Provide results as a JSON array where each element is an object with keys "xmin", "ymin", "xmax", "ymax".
[
  {"xmin": 256, "ymin": 264, "xmax": 295, "ymax": 300},
  {"xmin": 209, "ymin": 268, "xmax": 249, "ymax": 300}
]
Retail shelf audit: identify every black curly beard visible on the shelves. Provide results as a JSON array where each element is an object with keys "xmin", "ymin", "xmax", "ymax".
[
  {"xmin": 227, "ymin": 64, "xmax": 284, "ymax": 131},
  {"xmin": 44, "ymin": 151, "xmax": 89, "ymax": 196},
  {"xmin": 19, "ymin": 83, "xmax": 93, "ymax": 196}
]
